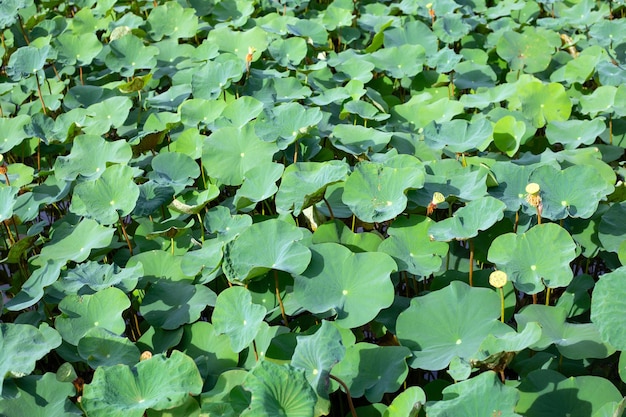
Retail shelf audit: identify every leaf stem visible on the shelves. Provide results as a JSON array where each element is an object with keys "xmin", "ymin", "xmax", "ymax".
[
  {"xmin": 468, "ymin": 239, "xmax": 474, "ymax": 287},
  {"xmin": 323, "ymin": 197, "xmax": 335, "ymax": 220},
  {"xmin": 34, "ymin": 73, "xmax": 48, "ymax": 116},
  {"xmin": 545, "ymin": 287, "xmax": 551, "ymax": 306},
  {"xmin": 330, "ymin": 374, "xmax": 358, "ymax": 417},
  {"xmin": 118, "ymin": 216, "xmax": 133, "ymax": 256},
  {"xmin": 274, "ymin": 270, "xmax": 288, "ymax": 326},
  {"xmin": 499, "ymin": 287, "xmax": 505, "ymax": 323}
]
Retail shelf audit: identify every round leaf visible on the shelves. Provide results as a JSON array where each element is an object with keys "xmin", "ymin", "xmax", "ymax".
[
  {"xmin": 77, "ymin": 327, "xmax": 140, "ymax": 368},
  {"xmin": 488, "ymin": 223, "xmax": 577, "ymax": 294},
  {"xmin": 330, "ymin": 124, "xmax": 393, "ymax": 155},
  {"xmin": 429, "ymin": 196, "xmax": 506, "ymax": 242},
  {"xmin": 293, "ymin": 242, "xmax": 396, "ymax": 329},
  {"xmin": 591, "ymin": 267, "xmax": 626, "ymax": 350},
  {"xmin": 423, "ymin": 117, "xmax": 493, "ymax": 153}
]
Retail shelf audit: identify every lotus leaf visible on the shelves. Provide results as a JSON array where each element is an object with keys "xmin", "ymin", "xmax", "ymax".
[
  {"xmin": 55, "ymin": 287, "xmax": 130, "ymax": 346},
  {"xmin": 242, "ymin": 360, "xmax": 316, "ymax": 417},
  {"xmin": 433, "ymin": 14, "xmax": 471, "ymax": 44},
  {"xmin": 426, "ymin": 371, "xmax": 521, "ymax": 417},
  {"xmin": 493, "ymin": 115, "xmax": 526, "ymax": 156},
  {"xmin": 384, "ymin": 20, "xmax": 438, "ymax": 54},
  {"xmin": 145, "ymin": 1, "xmax": 198, "ymax": 41},
  {"xmin": 528, "ymin": 164, "xmax": 613, "ymax": 220},
  {"xmin": 70, "ymin": 164, "xmax": 139, "ymax": 225},
  {"xmin": 56, "ymin": 261, "xmax": 141, "ymax": 294},
  {"xmin": 179, "ymin": 321, "xmax": 238, "ymax": 380},
  {"xmin": 383, "ymin": 386, "xmax": 425, "ymax": 417},
  {"xmin": 0, "ymin": 373, "xmax": 81, "ymax": 416},
  {"xmin": 397, "ymin": 281, "xmax": 510, "ymax": 370},
  {"xmin": 104, "ymin": 34, "xmax": 159, "ymax": 77},
  {"xmin": 294, "ymin": 242, "xmax": 396, "ymax": 328},
  {"xmin": 509, "ymin": 77, "xmax": 572, "ymax": 128},
  {"xmin": 54, "ymin": 32, "xmax": 102, "ymax": 66},
  {"xmin": 0, "ymin": 323, "xmax": 61, "ymax": 395},
  {"xmin": 0, "ymin": 185, "xmax": 18, "ymax": 223},
  {"xmin": 488, "ymin": 224, "xmax": 577, "ymax": 294},
  {"xmin": 77, "ymin": 327, "xmax": 140, "ymax": 368},
  {"xmin": 312, "ymin": 219, "xmax": 382, "ymax": 252},
  {"xmin": 423, "ymin": 117, "xmax": 493, "ymax": 153},
  {"xmin": 81, "ymin": 351, "xmax": 203, "ymax": 417},
  {"xmin": 331, "ymin": 343, "xmax": 411, "ymax": 403},
  {"xmin": 516, "ymin": 304, "xmax": 614, "ymax": 359},
  {"xmin": 191, "ymin": 55, "xmax": 244, "ymax": 101},
  {"xmin": 598, "ymin": 202, "xmax": 626, "ymax": 252},
  {"xmin": 275, "ymin": 160, "xmax": 349, "ymax": 216},
  {"xmin": 496, "ymin": 26, "xmax": 560, "ymax": 73},
  {"xmin": 330, "ymin": 124, "xmax": 393, "ymax": 155},
  {"xmin": 255, "ymin": 102, "xmax": 323, "ymax": 149},
  {"xmin": 148, "ymin": 151, "xmax": 200, "ymax": 194},
  {"xmin": 206, "ymin": 26, "xmax": 268, "ymax": 62},
  {"xmin": 6, "ymin": 45, "xmax": 50, "ymax": 80},
  {"xmin": 222, "ymin": 219, "xmax": 310, "ymax": 283},
  {"xmin": 429, "ymin": 196, "xmax": 506, "ymax": 242},
  {"xmin": 0, "ymin": 114, "xmax": 30, "ymax": 153},
  {"xmin": 591, "ymin": 267, "xmax": 626, "ymax": 350},
  {"xmin": 212, "ymin": 286, "xmax": 267, "ymax": 352},
  {"xmin": 370, "ymin": 44, "xmax": 426, "ymax": 79},
  {"xmin": 515, "ymin": 369, "xmax": 622, "ymax": 417},
  {"xmin": 343, "ymin": 155, "xmax": 425, "ymax": 223},
  {"xmin": 379, "ymin": 215, "xmax": 448, "ymax": 276},
  {"xmin": 392, "ymin": 94, "xmax": 464, "ymax": 129}
]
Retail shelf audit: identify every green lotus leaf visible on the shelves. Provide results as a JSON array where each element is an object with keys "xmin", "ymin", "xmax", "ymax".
[
  {"xmin": 426, "ymin": 371, "xmax": 521, "ymax": 417},
  {"xmin": 222, "ymin": 219, "xmax": 311, "ymax": 283},
  {"xmin": 1, "ymin": 162, "xmax": 33, "ymax": 188},
  {"xmin": 410, "ymin": 159, "xmax": 489, "ymax": 207},
  {"xmin": 203, "ymin": 206, "xmax": 252, "ymax": 243},
  {"xmin": 104, "ymin": 34, "xmax": 159, "ymax": 77},
  {"xmin": 0, "ymin": 185, "xmax": 18, "ymax": 223},
  {"xmin": 6, "ymin": 44, "xmax": 50, "ymax": 80},
  {"xmin": 369, "ymin": 44, "xmax": 426, "ymax": 79},
  {"xmin": 56, "ymin": 261, "xmax": 141, "ymax": 294},
  {"xmin": 488, "ymin": 224, "xmax": 576, "ymax": 294},
  {"xmin": 529, "ymin": 164, "xmax": 613, "ymax": 220},
  {"xmin": 516, "ymin": 304, "xmax": 614, "ymax": 359},
  {"xmin": 191, "ymin": 55, "xmax": 244, "ymax": 101},
  {"xmin": 554, "ymin": 274, "xmax": 594, "ymax": 318},
  {"xmin": 268, "ymin": 36, "xmax": 307, "ymax": 67},
  {"xmin": 0, "ymin": 323, "xmax": 62, "ymax": 395},
  {"xmin": 379, "ymin": 215, "xmax": 448, "ymax": 276},
  {"xmin": 397, "ymin": 281, "xmax": 509, "ymax": 370},
  {"xmin": 54, "ymin": 32, "xmax": 102, "ymax": 66},
  {"xmin": 515, "ymin": 369, "xmax": 622, "ymax": 417},
  {"xmin": 423, "ymin": 117, "xmax": 493, "ymax": 153},
  {"xmin": 550, "ymin": 46, "xmax": 606, "ymax": 85},
  {"xmin": 179, "ymin": 321, "xmax": 238, "ymax": 381},
  {"xmin": 145, "ymin": 84, "xmax": 191, "ymax": 111},
  {"xmin": 55, "ymin": 287, "xmax": 130, "ymax": 346},
  {"xmin": 591, "ymin": 267, "xmax": 626, "ymax": 350},
  {"xmin": 54, "ymin": 135, "xmax": 132, "ymax": 181},
  {"xmin": 84, "ymin": 96, "xmax": 133, "ymax": 136},
  {"xmin": 0, "ymin": 114, "xmax": 30, "ymax": 153},
  {"xmin": 429, "ymin": 196, "xmax": 506, "ymax": 242},
  {"xmin": 291, "ymin": 320, "xmax": 346, "ymax": 403},
  {"xmin": 554, "ymin": 0, "xmax": 606, "ymax": 28},
  {"xmin": 134, "ymin": 182, "xmax": 175, "ymax": 217},
  {"xmin": 383, "ymin": 386, "xmax": 425, "ymax": 417},
  {"xmin": 384, "ymin": 20, "xmax": 438, "ymax": 54},
  {"xmin": 493, "ymin": 115, "xmax": 526, "ymax": 156},
  {"xmin": 242, "ymin": 360, "xmax": 316, "ymax": 417},
  {"xmin": 148, "ymin": 151, "xmax": 200, "ymax": 194},
  {"xmin": 203, "ymin": 124, "xmax": 277, "ymax": 186},
  {"xmin": 206, "ymin": 26, "xmax": 268, "ymax": 62},
  {"xmin": 433, "ymin": 14, "xmax": 471, "ymax": 43},
  {"xmin": 255, "ymin": 102, "xmax": 323, "ymax": 149},
  {"xmin": 321, "ymin": 0, "xmax": 353, "ymax": 30},
  {"xmin": 598, "ymin": 202, "xmax": 626, "ymax": 252},
  {"xmin": 332, "ymin": 56, "xmax": 375, "ymax": 83},
  {"xmin": 0, "ymin": 0, "xmax": 29, "ymax": 29},
  {"xmin": 275, "ymin": 160, "xmax": 350, "ymax": 216},
  {"xmin": 212, "ymin": 0, "xmax": 254, "ymax": 26},
  {"xmin": 170, "ymin": 188, "xmax": 220, "ymax": 215},
  {"xmin": 330, "ymin": 124, "xmax": 393, "ymax": 155},
  {"xmin": 180, "ymin": 99, "xmax": 226, "ymax": 127},
  {"xmin": 509, "ymin": 77, "xmax": 572, "ymax": 128},
  {"xmin": 180, "ymin": 239, "xmax": 223, "ymax": 284},
  {"xmin": 81, "ymin": 351, "xmax": 203, "ymax": 417},
  {"xmin": 293, "ymin": 242, "xmax": 396, "ymax": 329},
  {"xmin": 127, "ymin": 250, "xmax": 192, "ymax": 286},
  {"xmin": 145, "ymin": 1, "xmax": 198, "ymax": 41},
  {"xmin": 579, "ymin": 85, "xmax": 616, "ymax": 116},
  {"xmin": 37, "ymin": 218, "xmax": 115, "ymax": 264},
  {"xmin": 341, "ymin": 99, "xmax": 389, "ymax": 121},
  {"xmin": 392, "ymin": 93, "xmax": 464, "ymax": 130},
  {"xmin": 545, "ymin": 118, "xmax": 606, "ymax": 149},
  {"xmin": 312, "ymin": 219, "xmax": 383, "ymax": 252},
  {"xmin": 77, "ymin": 327, "xmax": 141, "ymax": 368},
  {"xmin": 70, "ymin": 164, "xmax": 139, "ymax": 225},
  {"xmin": 233, "ymin": 161, "xmax": 282, "ymax": 210},
  {"xmin": 70, "ymin": 7, "xmax": 110, "ymax": 36},
  {"xmin": 140, "ymin": 280, "xmax": 216, "ymax": 330},
  {"xmin": 496, "ymin": 26, "xmax": 561, "ymax": 73},
  {"xmin": 343, "ymin": 155, "xmax": 425, "ymax": 223},
  {"xmin": 135, "ymin": 326, "xmax": 184, "ymax": 356},
  {"xmin": 287, "ymin": 19, "xmax": 328, "ymax": 46},
  {"xmin": 0, "ymin": 373, "xmax": 81, "ymax": 416},
  {"xmin": 453, "ymin": 59, "xmax": 498, "ymax": 90},
  {"xmin": 212, "ymin": 286, "xmax": 267, "ymax": 352}
]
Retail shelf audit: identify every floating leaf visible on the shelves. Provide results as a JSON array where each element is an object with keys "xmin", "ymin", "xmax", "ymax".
[
  {"xmin": 379, "ymin": 215, "xmax": 448, "ymax": 276},
  {"xmin": 104, "ymin": 34, "xmax": 159, "ymax": 77},
  {"xmin": 397, "ymin": 281, "xmax": 509, "ymax": 370},
  {"xmin": 212, "ymin": 286, "xmax": 267, "ymax": 353},
  {"xmin": 145, "ymin": 1, "xmax": 198, "ymax": 41},
  {"xmin": 330, "ymin": 124, "xmax": 393, "ymax": 155},
  {"xmin": 81, "ymin": 351, "xmax": 203, "ymax": 417},
  {"xmin": 255, "ymin": 102, "xmax": 323, "ymax": 149},
  {"xmin": 429, "ymin": 196, "xmax": 506, "ymax": 242},
  {"xmin": 293, "ymin": 242, "xmax": 396, "ymax": 329},
  {"xmin": 488, "ymin": 224, "xmax": 577, "ymax": 294},
  {"xmin": 268, "ymin": 36, "xmax": 307, "ymax": 67},
  {"xmin": 496, "ymin": 26, "xmax": 560, "ymax": 73},
  {"xmin": 54, "ymin": 32, "xmax": 103, "ymax": 66},
  {"xmin": 423, "ymin": 117, "xmax": 493, "ymax": 153},
  {"xmin": 343, "ymin": 155, "xmax": 425, "ymax": 223},
  {"xmin": 509, "ymin": 77, "xmax": 572, "ymax": 128},
  {"xmin": 222, "ymin": 219, "xmax": 311, "ymax": 283}
]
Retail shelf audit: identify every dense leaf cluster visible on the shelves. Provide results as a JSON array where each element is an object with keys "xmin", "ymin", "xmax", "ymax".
[{"xmin": 1, "ymin": 0, "xmax": 626, "ymax": 416}]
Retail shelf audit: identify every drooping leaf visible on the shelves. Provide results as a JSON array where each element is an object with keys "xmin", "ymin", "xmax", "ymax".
[
  {"xmin": 330, "ymin": 124, "xmax": 393, "ymax": 155},
  {"xmin": 423, "ymin": 117, "xmax": 493, "ymax": 153},
  {"xmin": 591, "ymin": 267, "xmax": 626, "ymax": 350},
  {"xmin": 312, "ymin": 219, "xmax": 383, "ymax": 253},
  {"xmin": 294, "ymin": 242, "xmax": 396, "ymax": 328},
  {"xmin": 77, "ymin": 327, "xmax": 141, "ymax": 368},
  {"xmin": 0, "ymin": 373, "xmax": 81, "ymax": 416},
  {"xmin": 429, "ymin": 196, "xmax": 506, "ymax": 242}
]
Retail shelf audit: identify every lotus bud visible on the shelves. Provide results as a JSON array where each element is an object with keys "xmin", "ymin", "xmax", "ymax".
[
  {"xmin": 139, "ymin": 351, "xmax": 153, "ymax": 361},
  {"xmin": 489, "ymin": 270, "xmax": 508, "ymax": 288}
]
